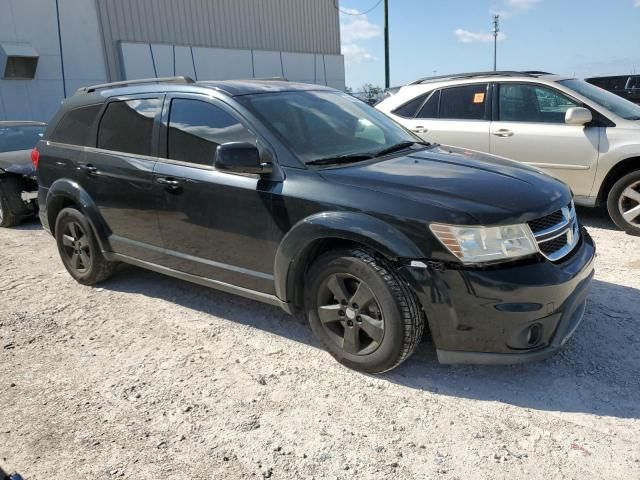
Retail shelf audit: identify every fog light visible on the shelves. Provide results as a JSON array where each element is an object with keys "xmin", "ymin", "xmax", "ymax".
[{"xmin": 525, "ymin": 323, "xmax": 543, "ymax": 347}]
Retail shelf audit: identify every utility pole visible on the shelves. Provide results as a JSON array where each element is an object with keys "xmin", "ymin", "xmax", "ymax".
[
  {"xmin": 492, "ymin": 14, "xmax": 500, "ymax": 71},
  {"xmin": 384, "ymin": 0, "xmax": 390, "ymax": 88}
]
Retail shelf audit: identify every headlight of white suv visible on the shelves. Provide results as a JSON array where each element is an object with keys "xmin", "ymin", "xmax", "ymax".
[{"xmin": 430, "ymin": 223, "xmax": 538, "ymax": 264}]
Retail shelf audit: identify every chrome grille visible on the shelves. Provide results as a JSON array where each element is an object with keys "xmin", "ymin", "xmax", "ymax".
[{"xmin": 527, "ymin": 201, "xmax": 580, "ymax": 261}]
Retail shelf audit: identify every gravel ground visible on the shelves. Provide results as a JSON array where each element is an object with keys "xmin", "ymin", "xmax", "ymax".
[{"xmin": 1, "ymin": 207, "xmax": 639, "ymax": 480}]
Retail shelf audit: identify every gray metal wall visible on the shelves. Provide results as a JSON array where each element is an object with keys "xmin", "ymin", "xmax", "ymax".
[
  {"xmin": 96, "ymin": 0, "xmax": 342, "ymax": 82},
  {"xmin": 0, "ymin": 0, "xmax": 344, "ymax": 122},
  {"xmin": 0, "ymin": 0, "xmax": 107, "ymax": 121}
]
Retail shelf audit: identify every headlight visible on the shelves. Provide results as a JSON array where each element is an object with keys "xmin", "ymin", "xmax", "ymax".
[{"xmin": 430, "ymin": 223, "xmax": 538, "ymax": 264}]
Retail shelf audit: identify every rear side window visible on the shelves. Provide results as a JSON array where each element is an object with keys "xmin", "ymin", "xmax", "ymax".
[
  {"xmin": 97, "ymin": 98, "xmax": 161, "ymax": 156},
  {"xmin": 49, "ymin": 104, "xmax": 101, "ymax": 146},
  {"xmin": 392, "ymin": 93, "xmax": 428, "ymax": 118},
  {"xmin": 167, "ymin": 98, "xmax": 256, "ymax": 165},
  {"xmin": 416, "ymin": 91, "xmax": 440, "ymax": 119},
  {"xmin": 439, "ymin": 84, "xmax": 488, "ymax": 120}
]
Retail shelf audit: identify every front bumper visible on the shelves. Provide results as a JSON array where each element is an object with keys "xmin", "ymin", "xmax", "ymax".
[{"xmin": 401, "ymin": 230, "xmax": 596, "ymax": 364}]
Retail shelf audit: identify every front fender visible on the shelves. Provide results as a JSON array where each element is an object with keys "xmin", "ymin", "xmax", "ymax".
[
  {"xmin": 46, "ymin": 178, "xmax": 112, "ymax": 251},
  {"xmin": 274, "ymin": 211, "xmax": 424, "ymax": 302}
]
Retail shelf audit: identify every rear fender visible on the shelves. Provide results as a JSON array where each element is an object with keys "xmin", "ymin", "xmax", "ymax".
[{"xmin": 46, "ymin": 178, "xmax": 112, "ymax": 251}]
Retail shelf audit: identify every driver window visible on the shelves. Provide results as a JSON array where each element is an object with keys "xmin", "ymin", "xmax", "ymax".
[
  {"xmin": 167, "ymin": 98, "xmax": 256, "ymax": 165},
  {"xmin": 499, "ymin": 84, "xmax": 578, "ymax": 124}
]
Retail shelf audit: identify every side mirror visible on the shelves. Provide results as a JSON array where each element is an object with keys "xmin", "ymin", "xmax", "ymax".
[
  {"xmin": 214, "ymin": 142, "xmax": 272, "ymax": 175},
  {"xmin": 565, "ymin": 107, "xmax": 592, "ymax": 126}
]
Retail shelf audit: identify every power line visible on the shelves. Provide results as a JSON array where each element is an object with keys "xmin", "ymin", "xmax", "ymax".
[{"xmin": 334, "ymin": 0, "xmax": 383, "ymax": 16}]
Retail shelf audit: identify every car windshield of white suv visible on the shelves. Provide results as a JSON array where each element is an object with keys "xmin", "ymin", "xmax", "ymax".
[
  {"xmin": 559, "ymin": 79, "xmax": 640, "ymax": 120},
  {"xmin": 238, "ymin": 91, "xmax": 425, "ymax": 165}
]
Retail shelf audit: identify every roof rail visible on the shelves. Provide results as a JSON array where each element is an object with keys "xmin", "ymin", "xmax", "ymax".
[
  {"xmin": 75, "ymin": 76, "xmax": 195, "ymax": 94},
  {"xmin": 409, "ymin": 70, "xmax": 552, "ymax": 85}
]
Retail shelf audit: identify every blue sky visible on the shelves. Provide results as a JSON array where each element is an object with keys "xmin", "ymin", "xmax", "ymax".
[{"xmin": 339, "ymin": 0, "xmax": 640, "ymax": 90}]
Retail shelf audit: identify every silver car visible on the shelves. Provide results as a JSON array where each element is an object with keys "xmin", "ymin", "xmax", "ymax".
[{"xmin": 376, "ymin": 71, "xmax": 640, "ymax": 235}]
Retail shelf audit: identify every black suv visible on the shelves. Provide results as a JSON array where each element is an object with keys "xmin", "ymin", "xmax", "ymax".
[
  {"xmin": 586, "ymin": 75, "xmax": 640, "ymax": 104},
  {"xmin": 36, "ymin": 77, "xmax": 595, "ymax": 372}
]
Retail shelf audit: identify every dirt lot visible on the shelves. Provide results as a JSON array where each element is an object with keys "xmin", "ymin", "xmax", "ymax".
[{"xmin": 1, "ymin": 207, "xmax": 639, "ymax": 480}]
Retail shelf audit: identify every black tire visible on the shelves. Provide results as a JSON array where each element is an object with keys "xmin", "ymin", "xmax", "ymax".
[
  {"xmin": 55, "ymin": 207, "xmax": 116, "ymax": 285},
  {"xmin": 305, "ymin": 248, "xmax": 425, "ymax": 373},
  {"xmin": 0, "ymin": 176, "xmax": 25, "ymax": 227},
  {"xmin": 606, "ymin": 170, "xmax": 640, "ymax": 236}
]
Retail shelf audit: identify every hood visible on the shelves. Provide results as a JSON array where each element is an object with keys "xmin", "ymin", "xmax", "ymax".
[
  {"xmin": 319, "ymin": 145, "xmax": 571, "ymax": 225},
  {"xmin": 0, "ymin": 149, "xmax": 35, "ymax": 177}
]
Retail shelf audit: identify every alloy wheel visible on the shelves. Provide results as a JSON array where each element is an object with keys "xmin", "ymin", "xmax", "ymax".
[
  {"xmin": 61, "ymin": 220, "xmax": 92, "ymax": 273},
  {"xmin": 618, "ymin": 180, "xmax": 640, "ymax": 227},
  {"xmin": 316, "ymin": 273, "xmax": 385, "ymax": 355}
]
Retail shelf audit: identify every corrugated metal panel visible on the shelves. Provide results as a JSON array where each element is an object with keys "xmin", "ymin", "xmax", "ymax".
[{"xmin": 96, "ymin": 0, "xmax": 341, "ymax": 81}]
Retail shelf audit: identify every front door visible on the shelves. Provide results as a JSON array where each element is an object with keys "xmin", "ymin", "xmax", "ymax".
[
  {"xmin": 153, "ymin": 94, "xmax": 277, "ymax": 294},
  {"xmin": 85, "ymin": 95, "xmax": 164, "ymax": 262},
  {"xmin": 489, "ymin": 83, "xmax": 600, "ymax": 196}
]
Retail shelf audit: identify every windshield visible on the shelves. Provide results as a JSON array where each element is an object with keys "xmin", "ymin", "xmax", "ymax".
[
  {"xmin": 237, "ymin": 90, "xmax": 421, "ymax": 164},
  {"xmin": 0, "ymin": 125, "xmax": 45, "ymax": 153},
  {"xmin": 559, "ymin": 79, "xmax": 640, "ymax": 120}
]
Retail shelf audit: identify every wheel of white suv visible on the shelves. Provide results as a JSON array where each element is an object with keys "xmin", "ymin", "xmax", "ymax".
[
  {"xmin": 607, "ymin": 171, "xmax": 640, "ymax": 236},
  {"xmin": 305, "ymin": 248, "xmax": 425, "ymax": 373}
]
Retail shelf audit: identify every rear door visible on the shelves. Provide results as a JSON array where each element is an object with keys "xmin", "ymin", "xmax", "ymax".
[
  {"xmin": 489, "ymin": 82, "xmax": 600, "ymax": 196},
  {"xmin": 153, "ymin": 94, "xmax": 277, "ymax": 294},
  {"xmin": 400, "ymin": 83, "xmax": 491, "ymax": 152},
  {"xmin": 85, "ymin": 95, "xmax": 164, "ymax": 262}
]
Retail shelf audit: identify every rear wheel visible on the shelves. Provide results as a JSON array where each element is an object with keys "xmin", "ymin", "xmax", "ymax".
[
  {"xmin": 607, "ymin": 170, "xmax": 640, "ymax": 236},
  {"xmin": 55, "ymin": 207, "xmax": 116, "ymax": 285},
  {"xmin": 305, "ymin": 248, "xmax": 424, "ymax": 373}
]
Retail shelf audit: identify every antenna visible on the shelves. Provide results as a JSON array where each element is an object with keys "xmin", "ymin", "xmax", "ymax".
[{"xmin": 492, "ymin": 14, "xmax": 500, "ymax": 71}]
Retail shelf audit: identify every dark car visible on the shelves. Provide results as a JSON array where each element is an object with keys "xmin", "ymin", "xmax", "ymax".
[
  {"xmin": 585, "ymin": 75, "xmax": 640, "ymax": 104},
  {"xmin": 35, "ymin": 77, "xmax": 595, "ymax": 372},
  {"xmin": 0, "ymin": 121, "xmax": 45, "ymax": 227}
]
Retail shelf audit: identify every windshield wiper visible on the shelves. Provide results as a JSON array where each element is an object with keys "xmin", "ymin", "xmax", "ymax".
[
  {"xmin": 372, "ymin": 141, "xmax": 430, "ymax": 158},
  {"xmin": 306, "ymin": 153, "xmax": 374, "ymax": 166}
]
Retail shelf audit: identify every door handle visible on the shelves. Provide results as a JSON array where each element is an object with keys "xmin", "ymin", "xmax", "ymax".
[
  {"xmin": 80, "ymin": 163, "xmax": 98, "ymax": 175},
  {"xmin": 156, "ymin": 177, "xmax": 181, "ymax": 191},
  {"xmin": 492, "ymin": 129, "xmax": 514, "ymax": 137},
  {"xmin": 412, "ymin": 126, "xmax": 428, "ymax": 134}
]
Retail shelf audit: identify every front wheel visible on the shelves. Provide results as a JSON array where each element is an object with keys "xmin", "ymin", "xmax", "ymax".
[
  {"xmin": 305, "ymin": 248, "xmax": 425, "ymax": 373},
  {"xmin": 607, "ymin": 171, "xmax": 640, "ymax": 236}
]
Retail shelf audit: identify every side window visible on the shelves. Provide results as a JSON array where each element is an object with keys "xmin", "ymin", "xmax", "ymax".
[
  {"xmin": 392, "ymin": 93, "xmax": 428, "ymax": 118},
  {"xmin": 97, "ymin": 98, "xmax": 161, "ymax": 156},
  {"xmin": 49, "ymin": 104, "xmax": 102, "ymax": 146},
  {"xmin": 499, "ymin": 84, "xmax": 578, "ymax": 123},
  {"xmin": 439, "ymin": 84, "xmax": 488, "ymax": 120},
  {"xmin": 167, "ymin": 99, "xmax": 257, "ymax": 166},
  {"xmin": 415, "ymin": 90, "xmax": 440, "ymax": 119}
]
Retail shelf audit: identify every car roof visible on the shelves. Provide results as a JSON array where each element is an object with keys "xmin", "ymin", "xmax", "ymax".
[
  {"xmin": 0, "ymin": 120, "xmax": 47, "ymax": 127},
  {"xmin": 73, "ymin": 76, "xmax": 335, "ymax": 98}
]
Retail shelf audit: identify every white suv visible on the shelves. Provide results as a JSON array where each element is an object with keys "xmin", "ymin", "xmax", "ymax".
[{"xmin": 376, "ymin": 71, "xmax": 640, "ymax": 235}]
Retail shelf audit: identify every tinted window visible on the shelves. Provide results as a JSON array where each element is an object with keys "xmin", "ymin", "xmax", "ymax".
[
  {"xmin": 499, "ymin": 84, "xmax": 578, "ymax": 123},
  {"xmin": 97, "ymin": 98, "xmax": 161, "ymax": 155},
  {"xmin": 0, "ymin": 125, "xmax": 45, "ymax": 153},
  {"xmin": 49, "ymin": 104, "xmax": 101, "ymax": 146},
  {"xmin": 439, "ymin": 84, "xmax": 488, "ymax": 120},
  {"xmin": 628, "ymin": 76, "xmax": 640, "ymax": 89},
  {"xmin": 167, "ymin": 99, "xmax": 256, "ymax": 165},
  {"xmin": 392, "ymin": 93, "xmax": 427, "ymax": 118},
  {"xmin": 416, "ymin": 91, "xmax": 440, "ymax": 119}
]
